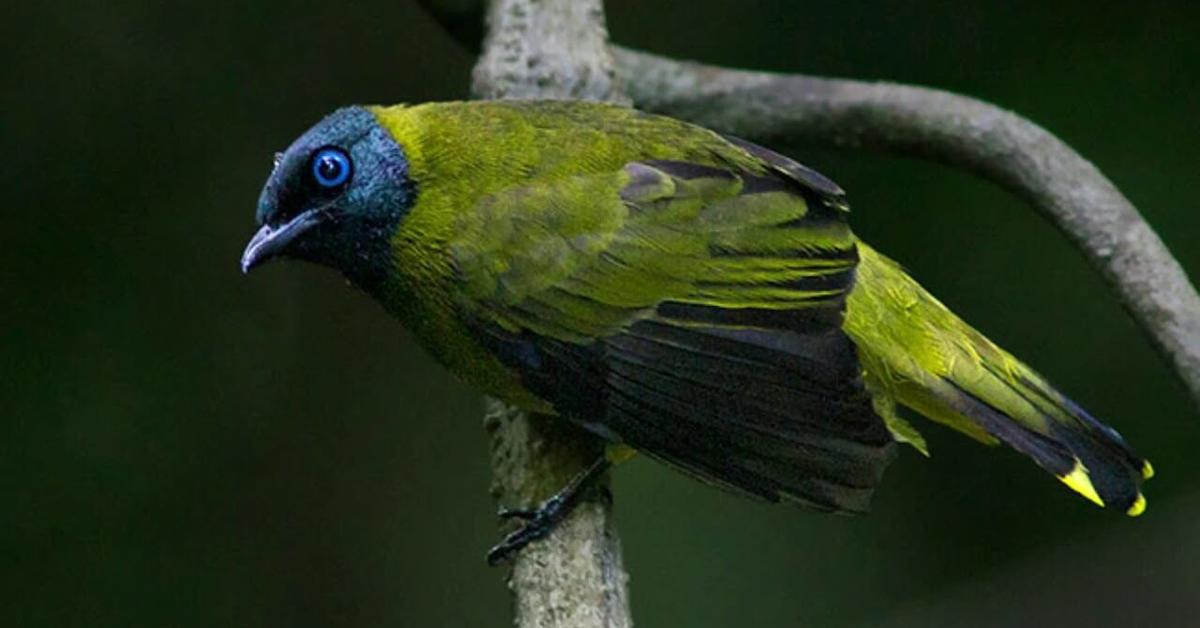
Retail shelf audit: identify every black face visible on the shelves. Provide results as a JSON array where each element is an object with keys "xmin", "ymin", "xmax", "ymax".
[{"xmin": 241, "ymin": 106, "xmax": 416, "ymax": 291}]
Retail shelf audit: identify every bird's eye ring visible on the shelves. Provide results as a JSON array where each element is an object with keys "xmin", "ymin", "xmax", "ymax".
[{"xmin": 311, "ymin": 147, "xmax": 352, "ymax": 188}]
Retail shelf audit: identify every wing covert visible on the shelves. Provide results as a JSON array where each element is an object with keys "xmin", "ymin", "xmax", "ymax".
[
  {"xmin": 451, "ymin": 146, "xmax": 896, "ymax": 513},
  {"xmin": 452, "ymin": 154, "xmax": 859, "ymax": 339}
]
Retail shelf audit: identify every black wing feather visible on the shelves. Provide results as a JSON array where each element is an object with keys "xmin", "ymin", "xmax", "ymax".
[{"xmin": 467, "ymin": 143, "xmax": 898, "ymax": 513}]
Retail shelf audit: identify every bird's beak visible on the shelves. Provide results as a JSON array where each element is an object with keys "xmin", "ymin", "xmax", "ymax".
[{"xmin": 240, "ymin": 208, "xmax": 327, "ymax": 274}]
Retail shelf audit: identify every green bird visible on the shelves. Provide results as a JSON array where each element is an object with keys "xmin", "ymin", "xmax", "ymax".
[{"xmin": 242, "ymin": 101, "xmax": 1151, "ymax": 563}]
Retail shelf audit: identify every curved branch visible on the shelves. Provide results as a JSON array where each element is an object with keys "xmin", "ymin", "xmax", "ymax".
[
  {"xmin": 472, "ymin": 2, "xmax": 633, "ymax": 628},
  {"xmin": 417, "ymin": 1, "xmax": 1200, "ymax": 405},
  {"xmin": 613, "ymin": 47, "xmax": 1200, "ymax": 406}
]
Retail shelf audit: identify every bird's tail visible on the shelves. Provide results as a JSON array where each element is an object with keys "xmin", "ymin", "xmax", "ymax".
[{"xmin": 846, "ymin": 243, "xmax": 1152, "ymax": 515}]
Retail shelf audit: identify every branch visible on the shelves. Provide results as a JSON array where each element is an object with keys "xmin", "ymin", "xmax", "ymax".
[
  {"xmin": 419, "ymin": 2, "xmax": 1200, "ymax": 406},
  {"xmin": 612, "ymin": 47, "xmax": 1200, "ymax": 407},
  {"xmin": 473, "ymin": 0, "xmax": 628, "ymax": 104},
  {"xmin": 484, "ymin": 401, "xmax": 630, "ymax": 628},
  {"xmin": 471, "ymin": 2, "xmax": 632, "ymax": 627}
]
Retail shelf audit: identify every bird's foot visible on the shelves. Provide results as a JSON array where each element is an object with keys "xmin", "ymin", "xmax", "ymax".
[{"xmin": 487, "ymin": 456, "xmax": 610, "ymax": 566}]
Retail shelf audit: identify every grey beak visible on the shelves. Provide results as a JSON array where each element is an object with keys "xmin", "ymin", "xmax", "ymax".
[{"xmin": 240, "ymin": 208, "xmax": 327, "ymax": 274}]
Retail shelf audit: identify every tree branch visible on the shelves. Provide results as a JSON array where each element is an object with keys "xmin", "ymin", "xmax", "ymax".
[
  {"xmin": 420, "ymin": 2, "xmax": 1198, "ymax": 621},
  {"xmin": 420, "ymin": 2, "xmax": 1200, "ymax": 405},
  {"xmin": 612, "ymin": 47, "xmax": 1200, "ymax": 407},
  {"xmin": 471, "ymin": 2, "xmax": 632, "ymax": 627},
  {"xmin": 473, "ymin": 0, "xmax": 628, "ymax": 105},
  {"xmin": 484, "ymin": 401, "xmax": 630, "ymax": 628}
]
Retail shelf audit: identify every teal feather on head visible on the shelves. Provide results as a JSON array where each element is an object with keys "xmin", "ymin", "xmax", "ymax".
[{"xmin": 243, "ymin": 106, "xmax": 416, "ymax": 291}]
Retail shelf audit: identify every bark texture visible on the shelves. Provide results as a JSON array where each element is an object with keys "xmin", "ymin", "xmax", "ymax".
[
  {"xmin": 473, "ymin": 0, "xmax": 627, "ymax": 105},
  {"xmin": 473, "ymin": 2, "xmax": 633, "ymax": 627},
  {"xmin": 484, "ymin": 401, "xmax": 630, "ymax": 628}
]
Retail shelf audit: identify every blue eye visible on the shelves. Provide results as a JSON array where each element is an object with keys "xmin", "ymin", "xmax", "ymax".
[{"xmin": 311, "ymin": 147, "xmax": 352, "ymax": 188}]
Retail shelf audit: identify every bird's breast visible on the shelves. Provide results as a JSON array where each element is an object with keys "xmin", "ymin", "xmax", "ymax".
[{"xmin": 377, "ymin": 232, "xmax": 552, "ymax": 414}]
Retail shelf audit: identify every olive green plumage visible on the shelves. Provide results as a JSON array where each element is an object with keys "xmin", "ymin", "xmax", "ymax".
[{"xmin": 245, "ymin": 100, "xmax": 1151, "ymax": 516}]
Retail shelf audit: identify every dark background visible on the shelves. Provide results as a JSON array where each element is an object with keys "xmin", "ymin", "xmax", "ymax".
[{"xmin": 6, "ymin": 2, "xmax": 1198, "ymax": 626}]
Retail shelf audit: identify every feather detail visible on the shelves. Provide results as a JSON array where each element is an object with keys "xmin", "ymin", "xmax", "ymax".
[
  {"xmin": 446, "ymin": 132, "xmax": 897, "ymax": 513},
  {"xmin": 847, "ymin": 244, "xmax": 1150, "ymax": 514},
  {"xmin": 366, "ymin": 100, "xmax": 1148, "ymax": 517}
]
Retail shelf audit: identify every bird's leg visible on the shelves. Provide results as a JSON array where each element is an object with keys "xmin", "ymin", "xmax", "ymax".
[{"xmin": 487, "ymin": 455, "xmax": 611, "ymax": 565}]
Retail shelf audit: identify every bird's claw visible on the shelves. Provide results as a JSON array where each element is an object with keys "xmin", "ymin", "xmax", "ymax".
[
  {"xmin": 486, "ymin": 457, "xmax": 612, "ymax": 566},
  {"xmin": 496, "ymin": 506, "xmax": 537, "ymax": 521},
  {"xmin": 487, "ymin": 500, "xmax": 565, "ymax": 565}
]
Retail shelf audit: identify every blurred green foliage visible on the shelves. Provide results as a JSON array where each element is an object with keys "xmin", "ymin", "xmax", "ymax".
[{"xmin": 4, "ymin": 1, "xmax": 1197, "ymax": 626}]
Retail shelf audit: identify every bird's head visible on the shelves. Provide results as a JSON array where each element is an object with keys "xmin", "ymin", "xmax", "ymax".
[{"xmin": 241, "ymin": 106, "xmax": 415, "ymax": 290}]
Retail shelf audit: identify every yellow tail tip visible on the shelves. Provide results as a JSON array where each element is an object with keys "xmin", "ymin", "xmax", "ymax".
[
  {"xmin": 1126, "ymin": 494, "xmax": 1147, "ymax": 517},
  {"xmin": 1059, "ymin": 462, "xmax": 1104, "ymax": 507},
  {"xmin": 604, "ymin": 443, "xmax": 639, "ymax": 465},
  {"xmin": 1142, "ymin": 461, "xmax": 1155, "ymax": 480}
]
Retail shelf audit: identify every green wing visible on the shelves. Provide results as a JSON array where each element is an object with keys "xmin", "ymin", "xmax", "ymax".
[{"xmin": 450, "ymin": 147, "xmax": 896, "ymax": 513}]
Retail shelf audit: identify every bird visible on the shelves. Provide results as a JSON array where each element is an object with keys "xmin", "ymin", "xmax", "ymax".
[{"xmin": 241, "ymin": 100, "xmax": 1151, "ymax": 563}]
